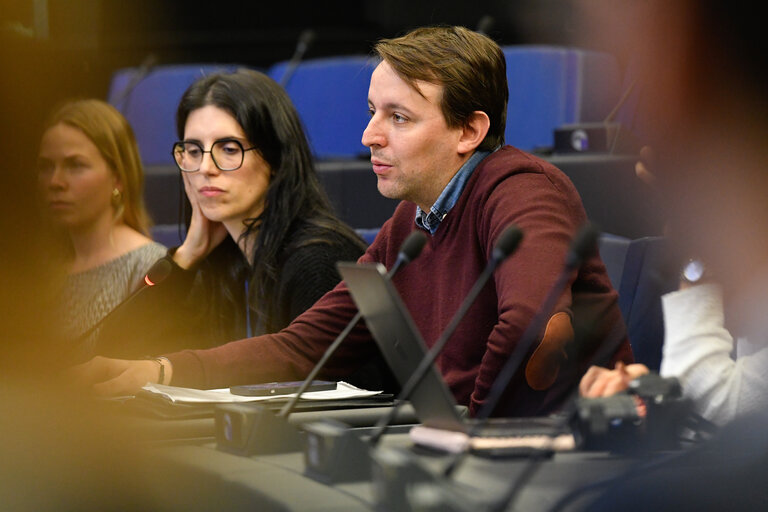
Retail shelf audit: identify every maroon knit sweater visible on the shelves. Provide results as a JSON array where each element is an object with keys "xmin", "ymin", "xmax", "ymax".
[{"xmin": 167, "ymin": 146, "xmax": 633, "ymax": 416}]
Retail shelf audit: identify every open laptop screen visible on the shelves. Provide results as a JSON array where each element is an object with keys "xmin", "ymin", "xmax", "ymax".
[{"xmin": 337, "ymin": 262, "xmax": 467, "ymax": 432}]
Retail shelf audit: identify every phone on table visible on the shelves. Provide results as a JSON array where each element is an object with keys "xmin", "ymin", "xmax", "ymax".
[{"xmin": 229, "ymin": 380, "xmax": 336, "ymax": 397}]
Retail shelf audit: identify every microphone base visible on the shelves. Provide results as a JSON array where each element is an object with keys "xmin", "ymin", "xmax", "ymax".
[
  {"xmin": 302, "ymin": 419, "xmax": 372, "ymax": 484},
  {"xmin": 214, "ymin": 403, "xmax": 303, "ymax": 456}
]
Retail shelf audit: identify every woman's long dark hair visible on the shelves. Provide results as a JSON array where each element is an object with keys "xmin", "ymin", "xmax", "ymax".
[{"xmin": 176, "ymin": 69, "xmax": 365, "ymax": 335}]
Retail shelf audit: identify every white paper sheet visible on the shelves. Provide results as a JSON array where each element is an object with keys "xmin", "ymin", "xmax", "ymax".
[{"xmin": 141, "ymin": 381, "xmax": 381, "ymax": 404}]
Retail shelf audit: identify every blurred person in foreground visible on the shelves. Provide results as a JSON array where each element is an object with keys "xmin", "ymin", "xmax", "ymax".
[
  {"xmin": 0, "ymin": 35, "xmax": 161, "ymax": 511},
  {"xmin": 578, "ymin": 0, "xmax": 768, "ymax": 429},
  {"xmin": 37, "ymin": 99, "xmax": 166, "ymax": 363},
  {"xmin": 571, "ymin": 2, "xmax": 768, "ymax": 509}
]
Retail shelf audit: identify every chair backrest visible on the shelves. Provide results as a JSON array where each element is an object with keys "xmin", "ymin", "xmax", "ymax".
[
  {"xmin": 267, "ymin": 56, "xmax": 376, "ymax": 160},
  {"xmin": 107, "ymin": 63, "xmax": 239, "ymax": 166},
  {"xmin": 150, "ymin": 223, "xmax": 186, "ymax": 248},
  {"xmin": 617, "ymin": 236, "xmax": 679, "ymax": 371},
  {"xmin": 355, "ymin": 228, "xmax": 380, "ymax": 245},
  {"xmin": 502, "ymin": 46, "xmax": 622, "ymax": 151},
  {"xmin": 598, "ymin": 232, "xmax": 631, "ymax": 291}
]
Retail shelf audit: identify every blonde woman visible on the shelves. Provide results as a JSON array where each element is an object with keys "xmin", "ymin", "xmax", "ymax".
[{"xmin": 37, "ymin": 99, "xmax": 166, "ymax": 361}]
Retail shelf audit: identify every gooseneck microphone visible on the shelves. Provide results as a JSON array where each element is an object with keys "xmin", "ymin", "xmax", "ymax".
[
  {"xmin": 368, "ymin": 224, "xmax": 524, "ymax": 446},
  {"xmin": 279, "ymin": 29, "xmax": 316, "ymax": 88},
  {"xmin": 112, "ymin": 53, "xmax": 158, "ymax": 110},
  {"xmin": 278, "ymin": 230, "xmax": 428, "ymax": 418},
  {"xmin": 74, "ymin": 257, "xmax": 173, "ymax": 344},
  {"xmin": 443, "ymin": 222, "xmax": 600, "ymax": 478},
  {"xmin": 476, "ymin": 15, "xmax": 495, "ymax": 36}
]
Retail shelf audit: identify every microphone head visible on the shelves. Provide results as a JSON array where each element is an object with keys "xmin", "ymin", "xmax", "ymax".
[
  {"xmin": 399, "ymin": 230, "xmax": 428, "ymax": 264},
  {"xmin": 297, "ymin": 29, "xmax": 316, "ymax": 52},
  {"xmin": 144, "ymin": 258, "xmax": 173, "ymax": 286},
  {"xmin": 566, "ymin": 222, "xmax": 601, "ymax": 269},
  {"xmin": 492, "ymin": 224, "xmax": 524, "ymax": 262},
  {"xmin": 476, "ymin": 15, "xmax": 495, "ymax": 35}
]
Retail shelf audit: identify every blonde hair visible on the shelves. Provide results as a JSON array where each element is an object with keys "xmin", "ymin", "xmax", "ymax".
[{"xmin": 42, "ymin": 99, "xmax": 152, "ymax": 235}]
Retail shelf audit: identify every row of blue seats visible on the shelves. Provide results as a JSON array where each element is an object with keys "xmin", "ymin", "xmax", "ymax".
[{"xmin": 107, "ymin": 46, "xmax": 624, "ymax": 167}]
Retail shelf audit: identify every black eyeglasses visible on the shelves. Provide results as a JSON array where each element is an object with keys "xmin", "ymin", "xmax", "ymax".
[{"xmin": 171, "ymin": 139, "xmax": 257, "ymax": 172}]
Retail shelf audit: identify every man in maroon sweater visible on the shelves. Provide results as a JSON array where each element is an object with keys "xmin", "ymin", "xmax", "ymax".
[{"xmin": 75, "ymin": 26, "xmax": 632, "ymax": 417}]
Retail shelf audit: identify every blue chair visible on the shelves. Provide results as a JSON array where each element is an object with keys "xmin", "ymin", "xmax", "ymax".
[
  {"xmin": 107, "ymin": 63, "xmax": 239, "ymax": 166},
  {"xmin": 616, "ymin": 237, "xmax": 678, "ymax": 371},
  {"xmin": 598, "ymin": 232, "xmax": 631, "ymax": 291},
  {"xmin": 502, "ymin": 46, "xmax": 622, "ymax": 151},
  {"xmin": 150, "ymin": 223, "xmax": 186, "ymax": 248},
  {"xmin": 355, "ymin": 228, "xmax": 380, "ymax": 245},
  {"xmin": 268, "ymin": 56, "xmax": 376, "ymax": 160}
]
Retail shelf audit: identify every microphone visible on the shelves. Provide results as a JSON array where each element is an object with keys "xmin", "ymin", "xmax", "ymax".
[
  {"xmin": 368, "ymin": 224, "xmax": 524, "ymax": 447},
  {"xmin": 603, "ymin": 78, "xmax": 638, "ymax": 124},
  {"xmin": 279, "ymin": 29, "xmax": 316, "ymax": 88},
  {"xmin": 441, "ymin": 222, "xmax": 600, "ymax": 477},
  {"xmin": 476, "ymin": 15, "xmax": 495, "ymax": 36},
  {"xmin": 112, "ymin": 53, "xmax": 158, "ymax": 110},
  {"xmin": 279, "ymin": 229, "xmax": 428, "ymax": 418},
  {"xmin": 74, "ymin": 257, "xmax": 172, "ymax": 345}
]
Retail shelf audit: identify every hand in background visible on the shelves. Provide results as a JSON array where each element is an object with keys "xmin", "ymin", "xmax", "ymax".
[
  {"xmin": 579, "ymin": 362, "xmax": 650, "ymax": 398},
  {"xmin": 635, "ymin": 145, "xmax": 656, "ymax": 186}
]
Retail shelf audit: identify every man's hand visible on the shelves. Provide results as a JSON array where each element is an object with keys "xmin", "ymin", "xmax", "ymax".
[
  {"xmin": 579, "ymin": 362, "xmax": 650, "ymax": 398},
  {"xmin": 69, "ymin": 356, "xmax": 167, "ymax": 397}
]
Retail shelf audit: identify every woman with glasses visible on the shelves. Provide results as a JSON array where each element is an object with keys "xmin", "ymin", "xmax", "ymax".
[
  {"xmin": 37, "ymin": 99, "xmax": 167, "ymax": 362},
  {"xmin": 95, "ymin": 68, "xmax": 367, "ymax": 359}
]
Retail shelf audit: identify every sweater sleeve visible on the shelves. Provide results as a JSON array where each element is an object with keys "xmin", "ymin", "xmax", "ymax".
[{"xmin": 660, "ymin": 284, "xmax": 768, "ymax": 425}]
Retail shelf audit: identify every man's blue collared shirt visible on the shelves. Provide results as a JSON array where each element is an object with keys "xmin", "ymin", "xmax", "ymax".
[{"xmin": 415, "ymin": 150, "xmax": 491, "ymax": 234}]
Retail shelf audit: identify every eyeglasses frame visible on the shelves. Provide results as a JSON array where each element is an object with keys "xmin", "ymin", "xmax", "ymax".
[{"xmin": 171, "ymin": 138, "xmax": 258, "ymax": 173}]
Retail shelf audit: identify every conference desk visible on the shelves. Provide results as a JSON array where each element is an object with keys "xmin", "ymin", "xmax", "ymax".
[
  {"xmin": 141, "ymin": 426, "xmax": 645, "ymax": 512},
  {"xmin": 112, "ymin": 397, "xmax": 420, "ymax": 445},
  {"xmin": 111, "ymin": 396, "xmax": 659, "ymax": 512}
]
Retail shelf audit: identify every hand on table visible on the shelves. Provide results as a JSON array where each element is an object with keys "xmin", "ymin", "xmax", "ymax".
[{"xmin": 69, "ymin": 356, "xmax": 168, "ymax": 397}]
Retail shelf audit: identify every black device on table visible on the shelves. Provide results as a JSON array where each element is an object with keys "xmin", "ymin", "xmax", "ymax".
[{"xmin": 230, "ymin": 380, "xmax": 336, "ymax": 397}]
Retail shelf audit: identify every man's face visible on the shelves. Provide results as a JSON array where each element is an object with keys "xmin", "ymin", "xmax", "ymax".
[{"xmin": 362, "ymin": 61, "xmax": 467, "ymax": 211}]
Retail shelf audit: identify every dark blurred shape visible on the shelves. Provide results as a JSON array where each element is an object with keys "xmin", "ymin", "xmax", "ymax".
[
  {"xmin": 0, "ymin": 27, "xmax": 162, "ymax": 511},
  {"xmin": 568, "ymin": 0, "xmax": 768, "ymax": 507}
]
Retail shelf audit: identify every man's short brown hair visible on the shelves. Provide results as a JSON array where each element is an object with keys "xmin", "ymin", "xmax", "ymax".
[{"xmin": 374, "ymin": 26, "xmax": 508, "ymax": 151}]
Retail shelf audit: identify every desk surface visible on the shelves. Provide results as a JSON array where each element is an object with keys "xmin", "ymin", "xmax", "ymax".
[{"xmin": 144, "ymin": 433, "xmax": 644, "ymax": 512}]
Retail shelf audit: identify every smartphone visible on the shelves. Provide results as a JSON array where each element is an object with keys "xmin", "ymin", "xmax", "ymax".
[{"xmin": 229, "ymin": 380, "xmax": 336, "ymax": 397}]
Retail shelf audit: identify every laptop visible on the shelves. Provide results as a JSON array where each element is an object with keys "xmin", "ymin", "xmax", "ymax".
[{"xmin": 337, "ymin": 262, "xmax": 576, "ymax": 454}]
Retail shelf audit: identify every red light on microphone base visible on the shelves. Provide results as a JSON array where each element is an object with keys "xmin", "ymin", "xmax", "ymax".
[{"xmin": 144, "ymin": 275, "xmax": 157, "ymax": 286}]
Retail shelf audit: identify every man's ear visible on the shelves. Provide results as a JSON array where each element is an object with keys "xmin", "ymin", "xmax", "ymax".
[{"xmin": 457, "ymin": 111, "xmax": 491, "ymax": 155}]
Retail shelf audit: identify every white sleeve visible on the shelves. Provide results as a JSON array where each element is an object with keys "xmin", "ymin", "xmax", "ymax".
[{"xmin": 660, "ymin": 284, "xmax": 768, "ymax": 425}]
